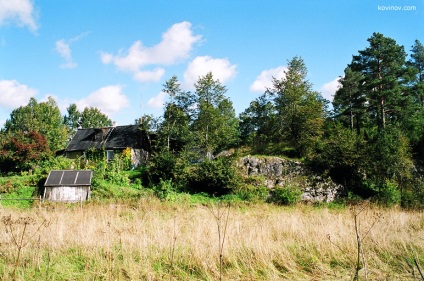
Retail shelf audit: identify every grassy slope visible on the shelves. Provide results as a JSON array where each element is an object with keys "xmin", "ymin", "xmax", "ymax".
[{"xmin": 0, "ymin": 200, "xmax": 423, "ymax": 280}]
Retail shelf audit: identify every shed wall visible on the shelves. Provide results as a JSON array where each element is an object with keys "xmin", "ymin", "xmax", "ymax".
[{"xmin": 44, "ymin": 186, "xmax": 90, "ymax": 202}]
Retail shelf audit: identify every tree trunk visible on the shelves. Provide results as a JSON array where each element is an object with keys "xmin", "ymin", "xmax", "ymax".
[{"xmin": 380, "ymin": 97, "xmax": 386, "ymax": 129}]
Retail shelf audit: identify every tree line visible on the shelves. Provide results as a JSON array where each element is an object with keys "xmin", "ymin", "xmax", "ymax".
[
  {"xmin": 0, "ymin": 99, "xmax": 112, "ymax": 172},
  {"xmin": 1, "ymin": 32, "xmax": 423, "ymax": 206}
]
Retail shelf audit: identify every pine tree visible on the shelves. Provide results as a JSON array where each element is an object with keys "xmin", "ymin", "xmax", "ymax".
[
  {"xmin": 333, "ymin": 67, "xmax": 366, "ymax": 133},
  {"xmin": 350, "ymin": 32, "xmax": 408, "ymax": 129},
  {"xmin": 269, "ymin": 56, "xmax": 326, "ymax": 157}
]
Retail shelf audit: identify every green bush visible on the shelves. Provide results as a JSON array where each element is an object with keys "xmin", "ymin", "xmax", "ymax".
[
  {"xmin": 401, "ymin": 180, "xmax": 424, "ymax": 209},
  {"xmin": 377, "ymin": 180, "xmax": 401, "ymax": 207},
  {"xmin": 152, "ymin": 179, "xmax": 177, "ymax": 201},
  {"xmin": 269, "ymin": 186, "xmax": 302, "ymax": 205},
  {"xmin": 235, "ymin": 184, "xmax": 269, "ymax": 202},
  {"xmin": 188, "ymin": 157, "xmax": 239, "ymax": 196},
  {"xmin": 147, "ymin": 149, "xmax": 177, "ymax": 184}
]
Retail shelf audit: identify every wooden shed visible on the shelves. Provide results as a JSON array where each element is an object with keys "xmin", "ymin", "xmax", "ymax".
[{"xmin": 44, "ymin": 170, "xmax": 93, "ymax": 202}]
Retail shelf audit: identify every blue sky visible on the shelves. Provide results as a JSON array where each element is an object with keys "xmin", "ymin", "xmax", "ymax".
[{"xmin": 1, "ymin": 0, "xmax": 423, "ymax": 127}]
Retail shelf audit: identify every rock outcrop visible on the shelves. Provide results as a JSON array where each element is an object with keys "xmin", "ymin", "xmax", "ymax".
[{"xmin": 237, "ymin": 156, "xmax": 342, "ymax": 203}]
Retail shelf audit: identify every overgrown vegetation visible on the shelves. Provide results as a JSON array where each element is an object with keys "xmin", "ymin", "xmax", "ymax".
[{"xmin": 1, "ymin": 32, "xmax": 424, "ymax": 208}]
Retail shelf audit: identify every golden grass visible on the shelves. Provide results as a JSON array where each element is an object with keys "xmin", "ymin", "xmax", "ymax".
[{"xmin": 1, "ymin": 200, "xmax": 423, "ymax": 280}]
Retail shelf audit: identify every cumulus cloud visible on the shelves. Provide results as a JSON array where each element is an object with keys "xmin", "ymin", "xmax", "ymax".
[
  {"xmin": 183, "ymin": 56, "xmax": 237, "ymax": 88},
  {"xmin": 147, "ymin": 92, "xmax": 166, "ymax": 109},
  {"xmin": 76, "ymin": 85, "xmax": 130, "ymax": 117},
  {"xmin": 0, "ymin": 0, "xmax": 38, "ymax": 31},
  {"xmin": 250, "ymin": 66, "xmax": 287, "ymax": 92},
  {"xmin": 134, "ymin": 68, "xmax": 165, "ymax": 83},
  {"xmin": 55, "ymin": 32, "xmax": 89, "ymax": 69},
  {"xmin": 102, "ymin": 21, "xmax": 201, "ymax": 83},
  {"xmin": 319, "ymin": 78, "xmax": 340, "ymax": 102},
  {"xmin": 0, "ymin": 80, "xmax": 37, "ymax": 110}
]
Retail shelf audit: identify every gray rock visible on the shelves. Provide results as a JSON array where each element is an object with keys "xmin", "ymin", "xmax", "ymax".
[{"xmin": 238, "ymin": 156, "xmax": 342, "ymax": 203}]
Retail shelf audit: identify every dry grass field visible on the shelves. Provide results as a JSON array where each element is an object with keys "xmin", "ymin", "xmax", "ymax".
[{"xmin": 0, "ymin": 199, "xmax": 423, "ymax": 280}]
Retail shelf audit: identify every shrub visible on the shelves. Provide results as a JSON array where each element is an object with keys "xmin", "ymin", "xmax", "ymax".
[
  {"xmin": 377, "ymin": 180, "xmax": 401, "ymax": 207},
  {"xmin": 235, "ymin": 184, "xmax": 269, "ymax": 202},
  {"xmin": 188, "ymin": 157, "xmax": 239, "ymax": 196},
  {"xmin": 269, "ymin": 186, "xmax": 302, "ymax": 205},
  {"xmin": 147, "ymin": 149, "xmax": 177, "ymax": 185},
  {"xmin": 401, "ymin": 180, "xmax": 424, "ymax": 209},
  {"xmin": 152, "ymin": 179, "xmax": 177, "ymax": 201}
]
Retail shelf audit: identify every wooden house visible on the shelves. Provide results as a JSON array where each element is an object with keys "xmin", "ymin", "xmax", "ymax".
[
  {"xmin": 44, "ymin": 170, "xmax": 93, "ymax": 202},
  {"xmin": 64, "ymin": 125, "xmax": 154, "ymax": 167}
]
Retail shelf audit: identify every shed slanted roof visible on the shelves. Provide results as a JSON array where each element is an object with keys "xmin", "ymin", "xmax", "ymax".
[
  {"xmin": 65, "ymin": 125, "xmax": 146, "ymax": 152},
  {"xmin": 45, "ymin": 170, "xmax": 93, "ymax": 187}
]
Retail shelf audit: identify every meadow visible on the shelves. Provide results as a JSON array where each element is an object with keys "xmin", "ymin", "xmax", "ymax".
[{"xmin": 0, "ymin": 199, "xmax": 423, "ymax": 281}]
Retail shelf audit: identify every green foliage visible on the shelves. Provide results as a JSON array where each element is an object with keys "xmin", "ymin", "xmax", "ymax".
[
  {"xmin": 4, "ymin": 97, "xmax": 68, "ymax": 153},
  {"xmin": 63, "ymin": 103, "xmax": 81, "ymax": 137},
  {"xmin": 401, "ymin": 179, "xmax": 424, "ymax": 209},
  {"xmin": 35, "ymin": 156, "xmax": 75, "ymax": 176},
  {"xmin": 152, "ymin": 179, "xmax": 179, "ymax": 201},
  {"xmin": 159, "ymin": 76, "xmax": 192, "ymax": 150},
  {"xmin": 0, "ymin": 185, "xmax": 35, "ymax": 208},
  {"xmin": 235, "ymin": 184, "xmax": 269, "ymax": 203},
  {"xmin": 309, "ymin": 122, "xmax": 363, "ymax": 191},
  {"xmin": 377, "ymin": 180, "xmax": 401, "ymax": 207},
  {"xmin": 333, "ymin": 67, "xmax": 366, "ymax": 133},
  {"xmin": 147, "ymin": 148, "xmax": 177, "ymax": 185},
  {"xmin": 267, "ymin": 56, "xmax": 326, "ymax": 158},
  {"xmin": 188, "ymin": 157, "xmax": 239, "ymax": 196},
  {"xmin": 239, "ymin": 93, "xmax": 277, "ymax": 148},
  {"xmin": 79, "ymin": 107, "xmax": 112, "ymax": 128},
  {"xmin": 350, "ymin": 32, "xmax": 409, "ymax": 129},
  {"xmin": 363, "ymin": 127, "xmax": 412, "ymax": 186},
  {"xmin": 191, "ymin": 72, "xmax": 240, "ymax": 156},
  {"xmin": 90, "ymin": 177, "xmax": 142, "ymax": 200},
  {"xmin": 269, "ymin": 186, "xmax": 302, "ymax": 205}
]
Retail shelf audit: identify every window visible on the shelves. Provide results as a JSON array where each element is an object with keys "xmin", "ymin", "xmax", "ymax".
[{"xmin": 106, "ymin": 150, "xmax": 114, "ymax": 162}]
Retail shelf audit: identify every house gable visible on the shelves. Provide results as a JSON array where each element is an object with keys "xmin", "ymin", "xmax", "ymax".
[
  {"xmin": 64, "ymin": 125, "xmax": 154, "ymax": 167},
  {"xmin": 65, "ymin": 125, "xmax": 150, "ymax": 152}
]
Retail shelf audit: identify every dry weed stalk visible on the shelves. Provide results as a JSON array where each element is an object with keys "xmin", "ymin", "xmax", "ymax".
[
  {"xmin": 1, "ymin": 215, "xmax": 49, "ymax": 280},
  {"xmin": 169, "ymin": 217, "xmax": 178, "ymax": 281},
  {"xmin": 207, "ymin": 201, "xmax": 230, "ymax": 281},
  {"xmin": 327, "ymin": 202, "xmax": 382, "ymax": 281}
]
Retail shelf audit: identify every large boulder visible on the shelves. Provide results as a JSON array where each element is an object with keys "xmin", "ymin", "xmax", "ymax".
[{"xmin": 237, "ymin": 156, "xmax": 342, "ymax": 203}]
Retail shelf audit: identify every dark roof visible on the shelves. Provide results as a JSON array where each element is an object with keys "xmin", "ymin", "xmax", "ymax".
[
  {"xmin": 45, "ymin": 170, "xmax": 93, "ymax": 187},
  {"xmin": 65, "ymin": 125, "xmax": 148, "ymax": 152}
]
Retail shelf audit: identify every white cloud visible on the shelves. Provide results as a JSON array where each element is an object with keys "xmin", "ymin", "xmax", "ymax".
[
  {"xmin": 250, "ymin": 66, "xmax": 287, "ymax": 92},
  {"xmin": 319, "ymin": 78, "xmax": 340, "ymax": 102},
  {"xmin": 102, "ymin": 21, "xmax": 201, "ymax": 82},
  {"xmin": 0, "ymin": 80, "xmax": 37, "ymax": 109},
  {"xmin": 147, "ymin": 92, "xmax": 166, "ymax": 109},
  {"xmin": 55, "ymin": 32, "xmax": 89, "ymax": 69},
  {"xmin": 134, "ymin": 68, "xmax": 165, "ymax": 83},
  {"xmin": 0, "ymin": 0, "xmax": 38, "ymax": 31},
  {"xmin": 100, "ymin": 52, "xmax": 113, "ymax": 64},
  {"xmin": 55, "ymin": 40, "xmax": 76, "ymax": 69},
  {"xmin": 76, "ymin": 85, "xmax": 130, "ymax": 117},
  {"xmin": 183, "ymin": 56, "xmax": 237, "ymax": 88}
]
